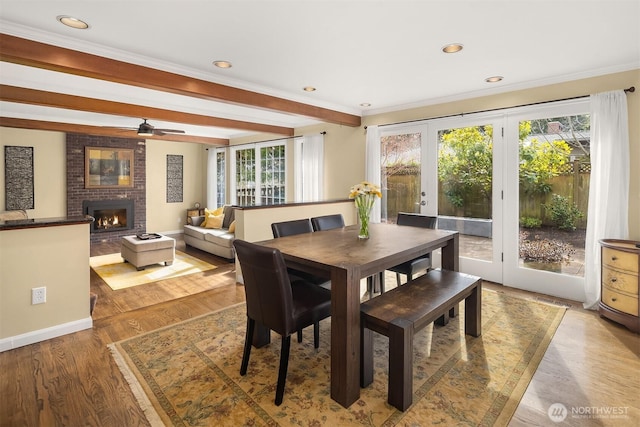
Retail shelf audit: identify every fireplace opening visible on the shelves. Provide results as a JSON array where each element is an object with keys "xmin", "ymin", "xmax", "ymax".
[
  {"xmin": 83, "ymin": 199, "xmax": 134, "ymax": 233},
  {"xmin": 94, "ymin": 208, "xmax": 127, "ymax": 230}
]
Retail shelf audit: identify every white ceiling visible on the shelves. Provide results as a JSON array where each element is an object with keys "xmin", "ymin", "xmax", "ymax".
[{"xmin": 1, "ymin": 0, "xmax": 639, "ymax": 139}]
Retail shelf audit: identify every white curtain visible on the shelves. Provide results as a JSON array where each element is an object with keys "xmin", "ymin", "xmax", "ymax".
[
  {"xmin": 365, "ymin": 125, "xmax": 381, "ymax": 222},
  {"xmin": 206, "ymin": 148, "xmax": 218, "ymax": 208},
  {"xmin": 583, "ymin": 90, "xmax": 630, "ymax": 309},
  {"xmin": 294, "ymin": 133, "xmax": 324, "ymax": 202}
]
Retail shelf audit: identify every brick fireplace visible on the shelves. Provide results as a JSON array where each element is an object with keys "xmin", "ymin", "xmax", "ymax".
[{"xmin": 66, "ymin": 133, "xmax": 146, "ymax": 244}]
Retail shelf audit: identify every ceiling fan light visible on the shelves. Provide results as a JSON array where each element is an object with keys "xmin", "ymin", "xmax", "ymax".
[{"xmin": 137, "ymin": 120, "xmax": 154, "ymax": 136}]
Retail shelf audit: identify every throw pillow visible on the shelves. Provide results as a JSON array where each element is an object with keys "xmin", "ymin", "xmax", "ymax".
[
  {"xmin": 205, "ymin": 213, "xmax": 224, "ymax": 229},
  {"xmin": 228, "ymin": 220, "xmax": 236, "ymax": 233},
  {"xmin": 201, "ymin": 207, "xmax": 224, "ymax": 227}
]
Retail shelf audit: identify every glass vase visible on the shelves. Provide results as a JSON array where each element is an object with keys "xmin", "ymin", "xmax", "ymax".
[{"xmin": 357, "ymin": 204, "xmax": 372, "ymax": 239}]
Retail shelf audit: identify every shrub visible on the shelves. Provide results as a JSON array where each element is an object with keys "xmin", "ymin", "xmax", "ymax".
[
  {"xmin": 544, "ymin": 194, "xmax": 584, "ymax": 231},
  {"xmin": 519, "ymin": 231, "xmax": 576, "ymax": 263},
  {"xmin": 520, "ymin": 217, "xmax": 542, "ymax": 228}
]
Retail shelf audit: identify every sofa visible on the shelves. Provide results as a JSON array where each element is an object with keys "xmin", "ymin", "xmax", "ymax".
[{"xmin": 183, "ymin": 205, "xmax": 236, "ymax": 261}]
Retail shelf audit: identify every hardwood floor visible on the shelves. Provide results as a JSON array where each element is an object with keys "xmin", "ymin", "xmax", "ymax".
[{"xmin": 1, "ymin": 235, "xmax": 638, "ymax": 426}]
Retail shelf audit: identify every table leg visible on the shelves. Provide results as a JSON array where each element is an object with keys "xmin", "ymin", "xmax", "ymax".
[
  {"xmin": 441, "ymin": 233, "xmax": 459, "ymax": 271},
  {"xmin": 330, "ymin": 267, "xmax": 361, "ymax": 408}
]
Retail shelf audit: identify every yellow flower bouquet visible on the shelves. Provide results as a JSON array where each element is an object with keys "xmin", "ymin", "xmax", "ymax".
[{"xmin": 349, "ymin": 181, "xmax": 382, "ymax": 239}]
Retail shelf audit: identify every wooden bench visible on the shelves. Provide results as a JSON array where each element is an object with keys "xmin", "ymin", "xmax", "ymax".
[{"xmin": 360, "ymin": 269, "xmax": 482, "ymax": 411}]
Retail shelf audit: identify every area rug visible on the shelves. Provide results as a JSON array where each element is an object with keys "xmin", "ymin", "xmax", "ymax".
[
  {"xmin": 90, "ymin": 251, "xmax": 216, "ymax": 291},
  {"xmin": 109, "ymin": 289, "xmax": 566, "ymax": 426}
]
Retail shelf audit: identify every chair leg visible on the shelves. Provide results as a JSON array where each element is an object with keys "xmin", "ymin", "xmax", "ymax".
[
  {"xmin": 395, "ymin": 272, "xmax": 402, "ymax": 287},
  {"xmin": 379, "ymin": 272, "xmax": 386, "ymax": 294},
  {"xmin": 275, "ymin": 335, "xmax": 292, "ymax": 406},
  {"xmin": 240, "ymin": 317, "xmax": 255, "ymax": 375},
  {"xmin": 313, "ymin": 321, "xmax": 320, "ymax": 348},
  {"xmin": 297, "ymin": 329, "xmax": 303, "ymax": 343}
]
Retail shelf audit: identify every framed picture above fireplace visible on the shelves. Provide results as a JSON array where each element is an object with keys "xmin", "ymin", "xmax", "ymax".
[{"xmin": 85, "ymin": 147, "xmax": 134, "ymax": 188}]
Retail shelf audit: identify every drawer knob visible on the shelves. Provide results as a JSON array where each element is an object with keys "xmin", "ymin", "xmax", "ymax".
[
  {"xmin": 611, "ymin": 297, "xmax": 617, "ymax": 302},
  {"xmin": 611, "ymin": 256, "xmax": 618, "ymax": 261},
  {"xmin": 611, "ymin": 277, "xmax": 617, "ymax": 282}
]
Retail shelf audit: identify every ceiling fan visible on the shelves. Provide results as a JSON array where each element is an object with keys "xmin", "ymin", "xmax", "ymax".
[{"xmin": 112, "ymin": 119, "xmax": 186, "ymax": 136}]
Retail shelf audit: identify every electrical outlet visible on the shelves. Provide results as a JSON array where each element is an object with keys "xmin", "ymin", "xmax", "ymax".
[{"xmin": 32, "ymin": 287, "xmax": 46, "ymax": 304}]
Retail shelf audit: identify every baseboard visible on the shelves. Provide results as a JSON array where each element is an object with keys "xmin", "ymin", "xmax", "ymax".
[{"xmin": 0, "ymin": 317, "xmax": 93, "ymax": 352}]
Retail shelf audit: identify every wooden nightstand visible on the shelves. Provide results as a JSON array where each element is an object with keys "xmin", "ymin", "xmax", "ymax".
[{"xmin": 599, "ymin": 239, "xmax": 639, "ymax": 333}]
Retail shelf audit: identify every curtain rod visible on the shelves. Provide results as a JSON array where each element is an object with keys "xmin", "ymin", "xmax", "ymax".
[
  {"xmin": 366, "ymin": 86, "xmax": 635, "ymax": 130},
  {"xmin": 205, "ymin": 131, "xmax": 326, "ymax": 150}
]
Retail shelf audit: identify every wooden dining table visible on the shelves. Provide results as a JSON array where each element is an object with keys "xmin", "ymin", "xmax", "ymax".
[{"xmin": 257, "ymin": 222, "xmax": 459, "ymax": 408}]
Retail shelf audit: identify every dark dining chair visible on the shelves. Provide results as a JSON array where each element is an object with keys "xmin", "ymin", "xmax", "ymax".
[
  {"xmin": 271, "ymin": 218, "xmax": 314, "ymax": 238},
  {"xmin": 271, "ymin": 219, "xmax": 331, "ymax": 289},
  {"xmin": 233, "ymin": 239, "xmax": 331, "ymax": 406},
  {"xmin": 311, "ymin": 214, "xmax": 345, "ymax": 231},
  {"xmin": 382, "ymin": 212, "xmax": 437, "ymax": 290}
]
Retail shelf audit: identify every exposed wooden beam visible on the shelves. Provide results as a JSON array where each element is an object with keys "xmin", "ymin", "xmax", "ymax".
[
  {"xmin": 0, "ymin": 117, "xmax": 230, "ymax": 146},
  {"xmin": 0, "ymin": 85, "xmax": 293, "ymax": 136},
  {"xmin": 0, "ymin": 34, "xmax": 361, "ymax": 127}
]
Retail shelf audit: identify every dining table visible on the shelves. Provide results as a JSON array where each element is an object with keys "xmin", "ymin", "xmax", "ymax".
[{"xmin": 256, "ymin": 222, "xmax": 459, "ymax": 408}]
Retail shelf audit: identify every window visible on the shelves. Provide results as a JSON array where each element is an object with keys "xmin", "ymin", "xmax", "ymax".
[
  {"xmin": 215, "ymin": 149, "xmax": 225, "ymax": 206},
  {"xmin": 230, "ymin": 141, "xmax": 286, "ymax": 206}
]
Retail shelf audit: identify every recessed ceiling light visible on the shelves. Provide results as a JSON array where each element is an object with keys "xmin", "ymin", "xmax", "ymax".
[
  {"xmin": 442, "ymin": 43, "xmax": 463, "ymax": 53},
  {"xmin": 213, "ymin": 60, "xmax": 232, "ymax": 69},
  {"xmin": 303, "ymin": 86, "xmax": 316, "ymax": 92},
  {"xmin": 360, "ymin": 103, "xmax": 371, "ymax": 107},
  {"xmin": 57, "ymin": 15, "xmax": 89, "ymax": 29},
  {"xmin": 485, "ymin": 76, "xmax": 504, "ymax": 83}
]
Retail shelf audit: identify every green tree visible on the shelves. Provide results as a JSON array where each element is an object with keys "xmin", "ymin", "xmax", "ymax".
[
  {"xmin": 519, "ymin": 136, "xmax": 571, "ymax": 195},
  {"xmin": 437, "ymin": 122, "xmax": 572, "ymax": 210},
  {"xmin": 437, "ymin": 126, "xmax": 493, "ymax": 208}
]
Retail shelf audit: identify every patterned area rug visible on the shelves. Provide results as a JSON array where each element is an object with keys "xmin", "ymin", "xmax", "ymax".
[
  {"xmin": 90, "ymin": 251, "xmax": 216, "ymax": 290},
  {"xmin": 109, "ymin": 289, "xmax": 566, "ymax": 426}
]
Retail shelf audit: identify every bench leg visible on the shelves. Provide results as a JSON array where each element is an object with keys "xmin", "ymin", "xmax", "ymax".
[
  {"xmin": 464, "ymin": 282, "xmax": 482, "ymax": 337},
  {"xmin": 360, "ymin": 327, "xmax": 374, "ymax": 387},
  {"xmin": 388, "ymin": 319, "xmax": 413, "ymax": 411}
]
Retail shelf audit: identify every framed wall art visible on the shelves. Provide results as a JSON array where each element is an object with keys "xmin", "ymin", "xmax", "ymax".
[
  {"xmin": 5, "ymin": 145, "xmax": 35, "ymax": 210},
  {"xmin": 166, "ymin": 154, "xmax": 183, "ymax": 203},
  {"xmin": 85, "ymin": 147, "xmax": 134, "ymax": 188}
]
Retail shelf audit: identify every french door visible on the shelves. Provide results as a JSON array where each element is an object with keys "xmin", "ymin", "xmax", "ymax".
[
  {"xmin": 429, "ymin": 116, "xmax": 503, "ymax": 283},
  {"xmin": 378, "ymin": 99, "xmax": 589, "ymax": 301},
  {"xmin": 379, "ymin": 118, "xmax": 503, "ymax": 283},
  {"xmin": 503, "ymin": 100, "xmax": 590, "ymax": 302}
]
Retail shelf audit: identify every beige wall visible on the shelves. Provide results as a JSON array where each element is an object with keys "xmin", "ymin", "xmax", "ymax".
[
  {"xmin": 0, "ymin": 223, "xmax": 91, "ymax": 343},
  {"xmin": 303, "ymin": 69, "xmax": 640, "ymax": 239},
  {"xmin": 0, "ymin": 128, "xmax": 67, "ymax": 218},
  {"xmin": 145, "ymin": 139, "xmax": 208, "ymax": 233}
]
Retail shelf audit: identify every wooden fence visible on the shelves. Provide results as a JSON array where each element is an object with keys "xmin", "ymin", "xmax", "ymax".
[{"xmin": 384, "ymin": 160, "xmax": 589, "ymax": 229}]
